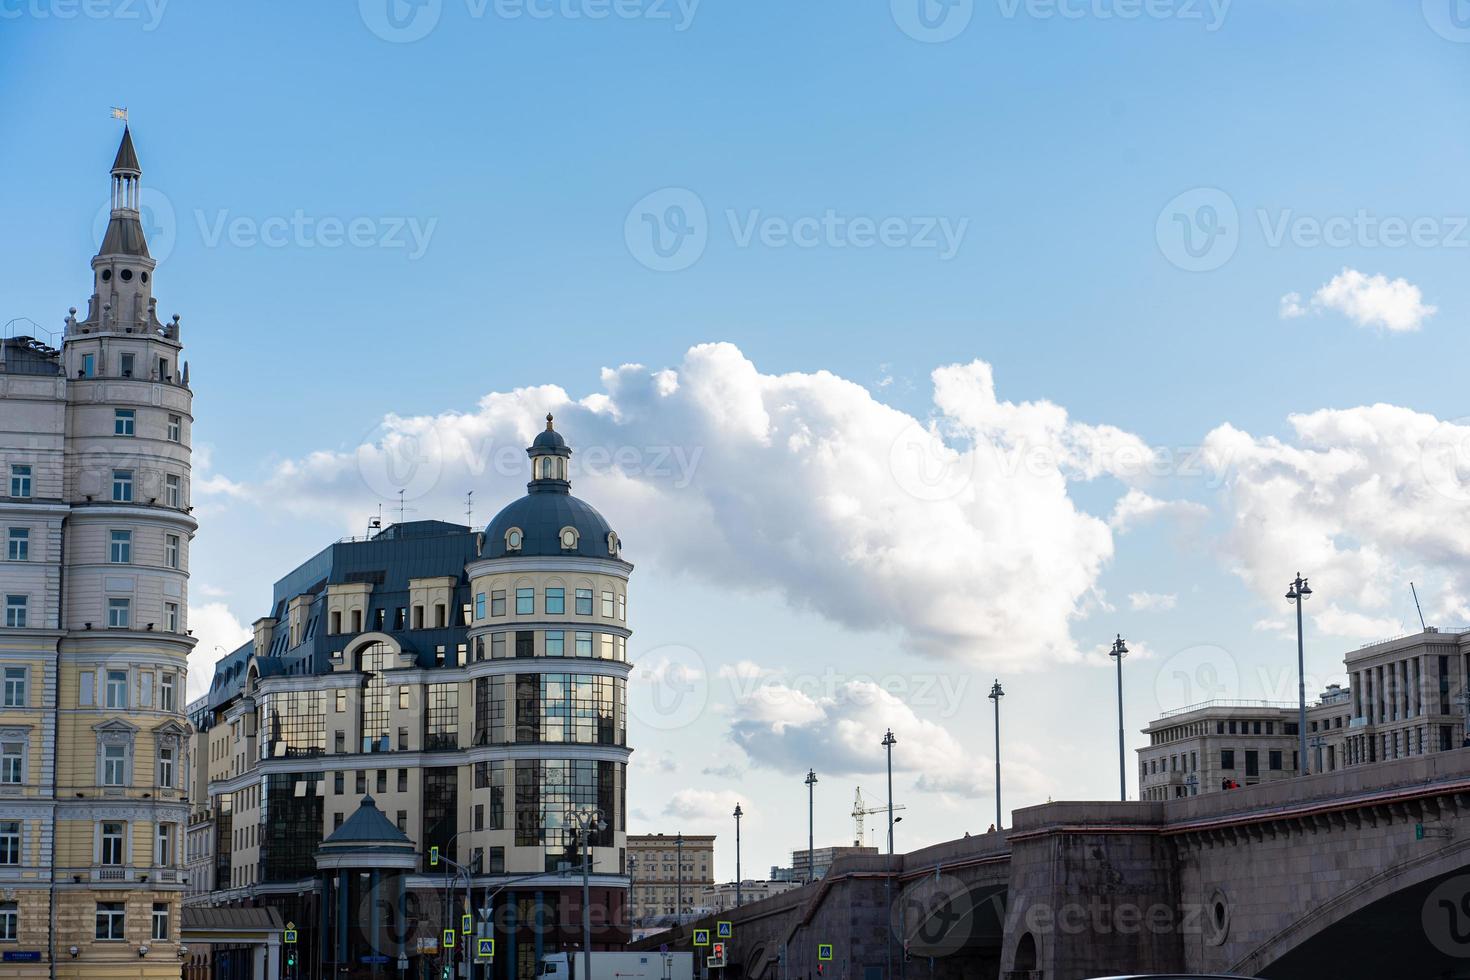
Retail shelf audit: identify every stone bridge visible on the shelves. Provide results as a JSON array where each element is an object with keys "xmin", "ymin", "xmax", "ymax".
[{"xmin": 635, "ymin": 749, "xmax": 1470, "ymax": 979}]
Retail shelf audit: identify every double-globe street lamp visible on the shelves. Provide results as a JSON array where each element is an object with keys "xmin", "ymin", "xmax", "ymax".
[
  {"xmin": 987, "ymin": 680, "xmax": 1004, "ymax": 829},
  {"xmin": 733, "ymin": 803, "xmax": 743, "ymax": 909},
  {"xmin": 1109, "ymin": 634, "xmax": 1129, "ymax": 801},
  {"xmin": 568, "ymin": 807, "xmax": 608, "ymax": 980},
  {"xmin": 804, "ymin": 769, "xmax": 818, "ymax": 884},
  {"xmin": 1286, "ymin": 573, "xmax": 1313, "ymax": 775}
]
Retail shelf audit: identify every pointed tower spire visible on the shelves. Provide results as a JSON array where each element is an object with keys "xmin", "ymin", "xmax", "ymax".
[
  {"xmin": 86, "ymin": 125, "xmax": 158, "ymax": 332},
  {"xmin": 112, "ymin": 125, "xmax": 141, "ymax": 175}
]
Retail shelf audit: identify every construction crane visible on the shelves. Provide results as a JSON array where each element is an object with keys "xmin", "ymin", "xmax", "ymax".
[{"xmin": 851, "ymin": 786, "xmax": 906, "ymax": 847}]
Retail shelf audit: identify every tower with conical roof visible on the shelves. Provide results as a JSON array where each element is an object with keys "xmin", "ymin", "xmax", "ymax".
[{"xmin": 0, "ymin": 125, "xmax": 198, "ymax": 980}]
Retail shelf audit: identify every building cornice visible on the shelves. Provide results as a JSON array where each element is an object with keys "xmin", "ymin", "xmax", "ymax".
[
  {"xmin": 208, "ymin": 742, "xmax": 634, "ymax": 797},
  {"xmin": 466, "ymin": 555, "xmax": 634, "ymax": 579}
]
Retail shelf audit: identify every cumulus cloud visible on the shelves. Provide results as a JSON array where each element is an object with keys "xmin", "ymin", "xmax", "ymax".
[
  {"xmin": 664, "ymin": 788, "xmax": 746, "ymax": 821},
  {"xmin": 1109, "ymin": 488, "xmax": 1209, "ymax": 533},
  {"xmin": 220, "ymin": 343, "xmax": 1138, "ymax": 669},
  {"xmin": 1204, "ymin": 405, "xmax": 1470, "ymax": 632},
  {"xmin": 727, "ymin": 677, "xmax": 1030, "ymax": 799},
  {"xmin": 186, "ymin": 602, "xmax": 252, "ymax": 700},
  {"xmin": 1128, "ymin": 591, "xmax": 1177, "ymax": 611},
  {"xmin": 1280, "ymin": 269, "xmax": 1437, "ymax": 332}
]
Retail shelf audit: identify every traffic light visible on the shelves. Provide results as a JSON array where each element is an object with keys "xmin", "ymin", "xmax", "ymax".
[{"xmin": 287, "ymin": 951, "xmax": 296, "ymax": 969}]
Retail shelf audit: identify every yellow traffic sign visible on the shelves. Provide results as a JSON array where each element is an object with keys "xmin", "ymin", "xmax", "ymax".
[
  {"xmin": 818, "ymin": 944, "xmax": 833, "ymax": 961},
  {"xmin": 693, "ymin": 929, "xmax": 711, "ymax": 947},
  {"xmin": 284, "ymin": 929, "xmax": 298, "ymax": 945},
  {"xmin": 717, "ymin": 921, "xmax": 732, "ymax": 939},
  {"xmin": 477, "ymin": 939, "xmax": 496, "ymax": 960},
  {"xmin": 443, "ymin": 929, "xmax": 456, "ymax": 949}
]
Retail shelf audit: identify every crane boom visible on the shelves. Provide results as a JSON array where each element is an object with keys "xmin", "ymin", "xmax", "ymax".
[{"xmin": 851, "ymin": 786, "xmax": 907, "ymax": 846}]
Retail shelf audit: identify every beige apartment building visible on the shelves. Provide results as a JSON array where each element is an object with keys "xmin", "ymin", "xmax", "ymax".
[
  {"xmin": 1140, "ymin": 628, "xmax": 1470, "ymax": 800},
  {"xmin": 696, "ymin": 879, "xmax": 800, "ymax": 912},
  {"xmin": 0, "ymin": 127, "xmax": 194, "ymax": 980},
  {"xmin": 627, "ymin": 833, "xmax": 714, "ymax": 922}
]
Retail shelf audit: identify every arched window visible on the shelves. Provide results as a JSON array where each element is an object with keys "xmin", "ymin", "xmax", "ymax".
[
  {"xmin": 505, "ymin": 527, "xmax": 524, "ymax": 552},
  {"xmin": 606, "ymin": 531, "xmax": 620, "ymax": 557},
  {"xmin": 559, "ymin": 526, "xmax": 579, "ymax": 551},
  {"xmin": 359, "ymin": 642, "xmax": 392, "ymax": 753}
]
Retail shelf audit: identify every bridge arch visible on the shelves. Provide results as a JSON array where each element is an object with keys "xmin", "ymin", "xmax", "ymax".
[{"xmin": 1234, "ymin": 836, "xmax": 1470, "ymax": 978}]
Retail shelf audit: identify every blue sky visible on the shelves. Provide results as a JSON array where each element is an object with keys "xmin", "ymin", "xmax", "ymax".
[{"xmin": 5, "ymin": 1, "xmax": 1470, "ymax": 880}]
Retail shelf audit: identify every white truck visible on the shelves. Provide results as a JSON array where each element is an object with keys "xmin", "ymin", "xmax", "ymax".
[{"xmin": 539, "ymin": 951, "xmax": 694, "ymax": 980}]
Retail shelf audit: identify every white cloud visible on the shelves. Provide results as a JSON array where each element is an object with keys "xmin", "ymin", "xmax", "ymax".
[
  {"xmin": 1109, "ymin": 488, "xmax": 1209, "ymax": 533},
  {"xmin": 1128, "ymin": 591, "xmax": 1177, "ymax": 611},
  {"xmin": 225, "ymin": 344, "xmax": 1135, "ymax": 670},
  {"xmin": 186, "ymin": 603, "xmax": 252, "ymax": 700},
  {"xmin": 1278, "ymin": 291, "xmax": 1308, "ymax": 319},
  {"xmin": 1204, "ymin": 405, "xmax": 1470, "ymax": 632},
  {"xmin": 727, "ymin": 677, "xmax": 1037, "ymax": 799},
  {"xmin": 1281, "ymin": 268, "xmax": 1437, "ymax": 332},
  {"xmin": 664, "ymin": 788, "xmax": 746, "ymax": 821}
]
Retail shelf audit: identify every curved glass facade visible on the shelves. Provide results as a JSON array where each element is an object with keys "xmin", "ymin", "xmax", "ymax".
[
  {"xmin": 513, "ymin": 759, "xmax": 624, "ymax": 871},
  {"xmin": 473, "ymin": 673, "xmax": 625, "ymax": 746}
]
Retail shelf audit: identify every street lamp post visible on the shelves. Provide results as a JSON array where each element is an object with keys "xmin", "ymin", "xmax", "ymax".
[
  {"xmin": 804, "ymin": 769, "xmax": 818, "ymax": 884},
  {"xmin": 733, "ymin": 804, "xmax": 743, "ymax": 909},
  {"xmin": 988, "ymin": 680, "xmax": 1004, "ymax": 829},
  {"xmin": 1109, "ymin": 635, "xmax": 1129, "ymax": 801},
  {"xmin": 569, "ymin": 807, "xmax": 607, "ymax": 980},
  {"xmin": 676, "ymin": 832, "xmax": 684, "ymax": 920},
  {"xmin": 1286, "ymin": 573, "xmax": 1313, "ymax": 776},
  {"xmin": 881, "ymin": 729, "xmax": 897, "ymax": 980}
]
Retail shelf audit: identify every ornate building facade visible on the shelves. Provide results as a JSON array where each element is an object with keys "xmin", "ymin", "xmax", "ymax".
[
  {"xmin": 190, "ymin": 419, "xmax": 634, "ymax": 980},
  {"xmin": 0, "ymin": 127, "xmax": 195, "ymax": 978}
]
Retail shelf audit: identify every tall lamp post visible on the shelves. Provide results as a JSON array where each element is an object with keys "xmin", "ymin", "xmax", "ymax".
[
  {"xmin": 569, "ymin": 807, "xmax": 607, "ymax": 980},
  {"xmin": 675, "ymin": 832, "xmax": 684, "ymax": 920},
  {"xmin": 988, "ymin": 680, "xmax": 1004, "ymax": 829},
  {"xmin": 1287, "ymin": 573, "xmax": 1313, "ymax": 775},
  {"xmin": 733, "ymin": 804, "xmax": 743, "ymax": 909},
  {"xmin": 881, "ymin": 730, "xmax": 897, "ymax": 980},
  {"xmin": 804, "ymin": 769, "xmax": 818, "ymax": 884},
  {"xmin": 1109, "ymin": 634, "xmax": 1129, "ymax": 801}
]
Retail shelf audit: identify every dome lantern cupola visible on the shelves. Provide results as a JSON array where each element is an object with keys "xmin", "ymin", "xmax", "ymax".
[{"xmin": 527, "ymin": 413, "xmax": 571, "ymax": 491}]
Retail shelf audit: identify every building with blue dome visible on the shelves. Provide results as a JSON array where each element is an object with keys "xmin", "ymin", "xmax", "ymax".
[{"xmin": 186, "ymin": 418, "xmax": 633, "ymax": 980}]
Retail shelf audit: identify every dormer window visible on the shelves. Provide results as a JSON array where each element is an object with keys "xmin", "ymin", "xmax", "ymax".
[
  {"xmin": 607, "ymin": 532, "xmax": 620, "ymax": 557},
  {"xmin": 505, "ymin": 527, "xmax": 524, "ymax": 552},
  {"xmin": 560, "ymin": 527, "xmax": 579, "ymax": 551}
]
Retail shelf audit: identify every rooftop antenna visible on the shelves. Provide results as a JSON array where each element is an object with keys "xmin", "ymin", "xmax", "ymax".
[
  {"xmin": 466, "ymin": 490, "xmax": 474, "ymax": 529},
  {"xmin": 395, "ymin": 489, "xmax": 417, "ymax": 526},
  {"xmin": 1411, "ymin": 582, "xmax": 1428, "ymax": 632}
]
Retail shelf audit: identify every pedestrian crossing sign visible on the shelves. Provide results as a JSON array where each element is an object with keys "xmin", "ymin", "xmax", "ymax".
[
  {"xmin": 443, "ymin": 929, "xmax": 456, "ymax": 949},
  {"xmin": 717, "ymin": 921, "xmax": 732, "ymax": 938},
  {"xmin": 818, "ymin": 944, "xmax": 833, "ymax": 961},
  {"xmin": 693, "ymin": 928, "xmax": 711, "ymax": 946},
  {"xmin": 477, "ymin": 939, "xmax": 495, "ymax": 960}
]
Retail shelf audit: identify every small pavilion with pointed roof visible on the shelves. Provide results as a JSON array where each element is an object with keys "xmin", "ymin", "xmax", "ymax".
[{"xmin": 316, "ymin": 795, "xmax": 418, "ymax": 978}]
